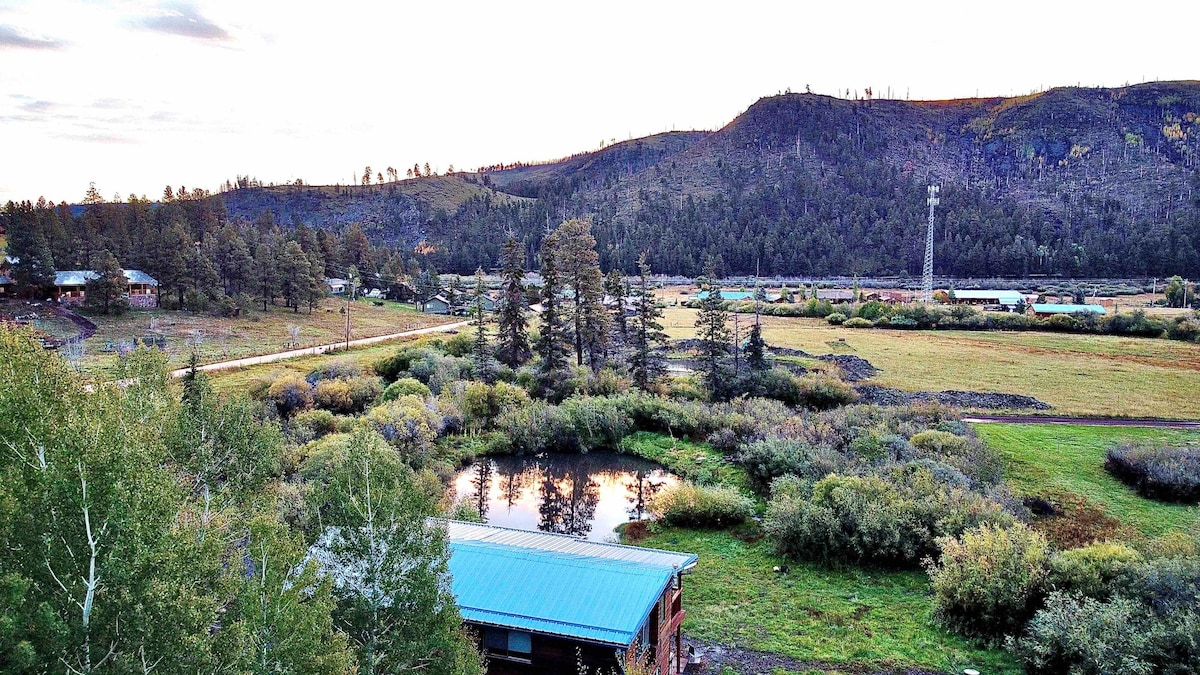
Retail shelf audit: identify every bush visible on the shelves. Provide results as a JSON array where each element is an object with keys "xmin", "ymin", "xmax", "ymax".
[
  {"xmin": 909, "ymin": 429, "xmax": 970, "ymax": 456},
  {"xmin": 736, "ymin": 437, "xmax": 849, "ymax": 489},
  {"xmin": 408, "ymin": 352, "xmax": 473, "ymax": 394},
  {"xmin": 307, "ymin": 357, "xmax": 362, "ymax": 383},
  {"xmin": 795, "ymin": 373, "xmax": 858, "ymax": 410},
  {"xmin": 313, "ymin": 379, "xmax": 353, "ymax": 414},
  {"xmin": 842, "ymin": 317, "xmax": 873, "ymax": 328},
  {"xmin": 344, "ymin": 376, "xmax": 383, "ymax": 413},
  {"xmin": 382, "ymin": 377, "xmax": 432, "ymax": 402},
  {"xmin": 1013, "ymin": 592, "xmax": 1161, "ymax": 675},
  {"xmin": 826, "ymin": 312, "xmax": 847, "ymax": 325},
  {"xmin": 441, "ymin": 331, "xmax": 474, "ymax": 357},
  {"xmin": 1106, "ymin": 442, "xmax": 1200, "ymax": 503},
  {"xmin": 926, "ymin": 524, "xmax": 1051, "ymax": 640},
  {"xmin": 651, "ymin": 482, "xmax": 753, "ymax": 528},
  {"xmin": 365, "ymin": 397, "xmax": 440, "ymax": 467},
  {"xmin": 266, "ymin": 374, "xmax": 312, "ymax": 417},
  {"xmin": 1048, "ymin": 542, "xmax": 1143, "ymax": 600}
]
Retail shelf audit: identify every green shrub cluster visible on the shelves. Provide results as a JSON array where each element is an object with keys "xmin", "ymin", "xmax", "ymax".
[
  {"xmin": 925, "ymin": 524, "xmax": 1051, "ymax": 640},
  {"xmin": 382, "ymin": 377, "xmax": 433, "ymax": 402},
  {"xmin": 1106, "ymin": 442, "xmax": 1200, "ymax": 503},
  {"xmin": 650, "ymin": 482, "xmax": 754, "ymax": 528},
  {"xmin": 766, "ymin": 472, "xmax": 1015, "ymax": 567}
]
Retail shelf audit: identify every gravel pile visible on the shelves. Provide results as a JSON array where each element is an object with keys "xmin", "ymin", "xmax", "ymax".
[
  {"xmin": 815, "ymin": 354, "xmax": 880, "ymax": 381},
  {"xmin": 855, "ymin": 385, "xmax": 1051, "ymax": 410},
  {"xmin": 683, "ymin": 638, "xmax": 945, "ymax": 675}
]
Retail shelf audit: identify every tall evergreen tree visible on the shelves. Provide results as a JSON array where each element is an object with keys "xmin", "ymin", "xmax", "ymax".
[
  {"xmin": 629, "ymin": 252, "xmax": 667, "ymax": 391},
  {"xmin": 745, "ymin": 320, "xmax": 768, "ymax": 371},
  {"xmin": 552, "ymin": 219, "xmax": 608, "ymax": 369},
  {"xmin": 534, "ymin": 231, "xmax": 571, "ymax": 398},
  {"xmin": 253, "ymin": 237, "xmax": 279, "ymax": 311},
  {"xmin": 5, "ymin": 203, "xmax": 57, "ymax": 298},
  {"xmin": 495, "ymin": 237, "xmax": 530, "ymax": 368},
  {"xmin": 470, "ymin": 269, "xmax": 493, "ymax": 382},
  {"xmin": 694, "ymin": 259, "xmax": 732, "ymax": 397},
  {"xmin": 604, "ymin": 268, "xmax": 628, "ymax": 338},
  {"xmin": 279, "ymin": 240, "xmax": 311, "ymax": 313},
  {"xmin": 84, "ymin": 250, "xmax": 128, "ymax": 315}
]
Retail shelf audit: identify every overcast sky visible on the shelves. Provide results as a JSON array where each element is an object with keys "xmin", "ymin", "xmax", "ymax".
[{"xmin": 1, "ymin": 0, "xmax": 1196, "ymax": 204}]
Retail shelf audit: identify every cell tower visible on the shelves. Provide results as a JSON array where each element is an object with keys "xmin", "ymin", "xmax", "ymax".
[{"xmin": 921, "ymin": 184, "xmax": 940, "ymax": 303}]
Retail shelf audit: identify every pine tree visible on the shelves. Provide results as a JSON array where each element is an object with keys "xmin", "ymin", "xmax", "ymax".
[
  {"xmin": 495, "ymin": 237, "xmax": 531, "ymax": 368},
  {"xmin": 604, "ymin": 268, "xmax": 628, "ymax": 338},
  {"xmin": 7, "ymin": 204, "xmax": 56, "ymax": 298},
  {"xmin": 470, "ymin": 269, "xmax": 493, "ymax": 382},
  {"xmin": 745, "ymin": 320, "xmax": 768, "ymax": 371},
  {"xmin": 552, "ymin": 219, "xmax": 608, "ymax": 369},
  {"xmin": 253, "ymin": 237, "xmax": 279, "ymax": 311},
  {"xmin": 84, "ymin": 250, "xmax": 128, "ymax": 315},
  {"xmin": 534, "ymin": 231, "xmax": 571, "ymax": 398},
  {"xmin": 445, "ymin": 275, "xmax": 465, "ymax": 315},
  {"xmin": 694, "ymin": 259, "xmax": 732, "ymax": 397},
  {"xmin": 629, "ymin": 252, "xmax": 666, "ymax": 391},
  {"xmin": 279, "ymin": 240, "xmax": 311, "ymax": 312}
]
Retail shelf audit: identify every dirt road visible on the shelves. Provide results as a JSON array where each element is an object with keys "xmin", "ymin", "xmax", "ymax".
[
  {"xmin": 963, "ymin": 414, "xmax": 1200, "ymax": 429},
  {"xmin": 168, "ymin": 319, "xmax": 470, "ymax": 378}
]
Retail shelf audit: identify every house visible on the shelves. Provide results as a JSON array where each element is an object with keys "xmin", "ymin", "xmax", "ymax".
[
  {"xmin": 944, "ymin": 290, "xmax": 1036, "ymax": 309},
  {"xmin": 692, "ymin": 290, "xmax": 782, "ymax": 303},
  {"xmin": 816, "ymin": 289, "xmax": 856, "ymax": 302},
  {"xmin": 53, "ymin": 269, "xmax": 159, "ymax": 308},
  {"xmin": 0, "ymin": 274, "xmax": 11, "ymax": 296},
  {"xmin": 420, "ymin": 294, "xmax": 452, "ymax": 314},
  {"xmin": 443, "ymin": 520, "xmax": 696, "ymax": 674},
  {"xmin": 326, "ymin": 277, "xmax": 348, "ymax": 295},
  {"xmin": 1031, "ymin": 303, "xmax": 1108, "ymax": 317}
]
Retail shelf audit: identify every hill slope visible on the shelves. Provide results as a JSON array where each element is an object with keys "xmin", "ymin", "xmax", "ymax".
[{"xmin": 216, "ymin": 83, "xmax": 1200, "ymax": 278}]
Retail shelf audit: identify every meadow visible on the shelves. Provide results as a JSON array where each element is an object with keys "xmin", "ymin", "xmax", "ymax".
[{"xmin": 661, "ymin": 306, "xmax": 1200, "ymax": 419}]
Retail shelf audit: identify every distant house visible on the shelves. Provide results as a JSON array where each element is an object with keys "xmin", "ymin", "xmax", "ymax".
[
  {"xmin": 944, "ymin": 290, "xmax": 1036, "ymax": 309},
  {"xmin": 420, "ymin": 294, "xmax": 452, "ymax": 314},
  {"xmin": 0, "ymin": 274, "xmax": 11, "ymax": 296},
  {"xmin": 692, "ymin": 290, "xmax": 782, "ymax": 303},
  {"xmin": 53, "ymin": 269, "xmax": 159, "ymax": 309},
  {"xmin": 1031, "ymin": 303, "xmax": 1108, "ymax": 317},
  {"xmin": 816, "ymin": 289, "xmax": 856, "ymax": 302},
  {"xmin": 309, "ymin": 520, "xmax": 697, "ymax": 675},
  {"xmin": 326, "ymin": 278, "xmax": 348, "ymax": 295}
]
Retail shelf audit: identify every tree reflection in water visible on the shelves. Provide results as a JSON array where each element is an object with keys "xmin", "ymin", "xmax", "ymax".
[
  {"xmin": 452, "ymin": 451, "xmax": 678, "ymax": 541},
  {"xmin": 537, "ymin": 456, "xmax": 600, "ymax": 536}
]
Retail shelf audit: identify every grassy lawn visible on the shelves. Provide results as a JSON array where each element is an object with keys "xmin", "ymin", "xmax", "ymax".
[
  {"xmin": 974, "ymin": 423, "xmax": 1200, "ymax": 538},
  {"xmin": 635, "ymin": 527, "xmax": 1018, "ymax": 674},
  {"xmin": 661, "ymin": 307, "xmax": 1200, "ymax": 419},
  {"xmin": 619, "ymin": 431, "xmax": 754, "ymax": 496},
  {"xmin": 64, "ymin": 298, "xmax": 451, "ymax": 378}
]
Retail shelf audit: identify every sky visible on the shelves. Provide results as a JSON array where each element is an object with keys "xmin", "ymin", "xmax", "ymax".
[{"xmin": 1, "ymin": 0, "xmax": 1197, "ymax": 204}]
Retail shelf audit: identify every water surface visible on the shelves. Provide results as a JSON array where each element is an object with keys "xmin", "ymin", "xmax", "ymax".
[{"xmin": 450, "ymin": 451, "xmax": 679, "ymax": 542}]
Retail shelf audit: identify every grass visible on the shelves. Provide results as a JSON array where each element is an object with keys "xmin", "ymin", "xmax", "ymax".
[
  {"xmin": 661, "ymin": 307, "xmax": 1200, "ymax": 419},
  {"xmin": 633, "ymin": 527, "xmax": 1018, "ymax": 674},
  {"xmin": 974, "ymin": 423, "xmax": 1200, "ymax": 538},
  {"xmin": 619, "ymin": 431, "xmax": 754, "ymax": 496},
  {"xmin": 46, "ymin": 297, "xmax": 452, "ymax": 378}
]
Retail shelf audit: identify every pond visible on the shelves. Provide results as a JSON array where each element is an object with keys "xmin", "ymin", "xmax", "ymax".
[{"xmin": 449, "ymin": 451, "xmax": 680, "ymax": 542}]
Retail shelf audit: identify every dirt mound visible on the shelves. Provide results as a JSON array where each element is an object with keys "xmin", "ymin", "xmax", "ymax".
[
  {"xmin": 855, "ymin": 385, "xmax": 1051, "ymax": 410},
  {"xmin": 816, "ymin": 354, "xmax": 880, "ymax": 381},
  {"xmin": 766, "ymin": 346, "xmax": 814, "ymax": 358},
  {"xmin": 683, "ymin": 638, "xmax": 944, "ymax": 675}
]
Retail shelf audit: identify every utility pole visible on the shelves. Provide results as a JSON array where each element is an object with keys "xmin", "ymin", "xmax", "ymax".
[
  {"xmin": 345, "ymin": 266, "xmax": 357, "ymax": 351},
  {"xmin": 922, "ymin": 185, "xmax": 940, "ymax": 303}
]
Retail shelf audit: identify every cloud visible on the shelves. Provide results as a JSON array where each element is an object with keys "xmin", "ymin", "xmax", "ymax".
[
  {"xmin": 55, "ymin": 132, "xmax": 137, "ymax": 145},
  {"xmin": 136, "ymin": 3, "xmax": 230, "ymax": 42},
  {"xmin": 0, "ymin": 24, "xmax": 67, "ymax": 50}
]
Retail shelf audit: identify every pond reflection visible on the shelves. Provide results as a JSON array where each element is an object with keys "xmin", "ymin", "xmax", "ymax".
[{"xmin": 450, "ymin": 451, "xmax": 679, "ymax": 542}]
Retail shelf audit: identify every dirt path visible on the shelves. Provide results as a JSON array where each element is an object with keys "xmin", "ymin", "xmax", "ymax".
[
  {"xmin": 964, "ymin": 414, "xmax": 1200, "ymax": 429},
  {"xmin": 167, "ymin": 319, "xmax": 470, "ymax": 378}
]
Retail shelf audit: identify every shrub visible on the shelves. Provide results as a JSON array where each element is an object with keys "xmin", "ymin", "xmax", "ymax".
[
  {"xmin": 1106, "ymin": 442, "xmax": 1200, "ymax": 503},
  {"xmin": 1048, "ymin": 542, "xmax": 1143, "ymax": 600},
  {"xmin": 365, "ymin": 397, "xmax": 439, "ymax": 467},
  {"xmin": 373, "ymin": 346, "xmax": 438, "ymax": 383},
  {"xmin": 313, "ymin": 379, "xmax": 353, "ymax": 414},
  {"xmin": 795, "ymin": 373, "xmax": 858, "ymax": 410},
  {"xmin": 736, "ymin": 437, "xmax": 849, "ymax": 489},
  {"xmin": 1032, "ymin": 492, "xmax": 1128, "ymax": 549},
  {"xmin": 926, "ymin": 524, "xmax": 1051, "ymax": 640},
  {"xmin": 441, "ymin": 331, "xmax": 474, "ymax": 357},
  {"xmin": 1012, "ymin": 592, "xmax": 1160, "ymax": 675},
  {"xmin": 307, "ymin": 357, "xmax": 362, "ymax": 383},
  {"xmin": 651, "ymin": 482, "xmax": 753, "ymax": 528},
  {"xmin": 266, "ymin": 373, "xmax": 312, "ymax": 417},
  {"xmin": 826, "ymin": 312, "xmax": 847, "ymax": 325},
  {"xmin": 382, "ymin": 377, "xmax": 432, "ymax": 402},
  {"xmin": 909, "ymin": 429, "xmax": 970, "ymax": 456},
  {"xmin": 344, "ymin": 376, "xmax": 383, "ymax": 413},
  {"xmin": 407, "ymin": 352, "xmax": 472, "ymax": 394},
  {"xmin": 842, "ymin": 317, "xmax": 873, "ymax": 328},
  {"xmin": 293, "ymin": 408, "xmax": 338, "ymax": 438}
]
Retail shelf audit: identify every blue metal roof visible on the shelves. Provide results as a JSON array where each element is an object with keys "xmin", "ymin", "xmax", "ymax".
[
  {"xmin": 54, "ymin": 269, "xmax": 158, "ymax": 286},
  {"xmin": 1032, "ymin": 303, "xmax": 1107, "ymax": 315},
  {"xmin": 448, "ymin": 539, "xmax": 679, "ymax": 646},
  {"xmin": 0, "ymin": 274, "xmax": 11, "ymax": 285},
  {"xmin": 695, "ymin": 290, "xmax": 757, "ymax": 301}
]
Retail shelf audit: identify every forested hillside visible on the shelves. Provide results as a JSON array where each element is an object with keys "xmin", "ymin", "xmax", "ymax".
[{"xmin": 5, "ymin": 83, "xmax": 1200, "ymax": 281}]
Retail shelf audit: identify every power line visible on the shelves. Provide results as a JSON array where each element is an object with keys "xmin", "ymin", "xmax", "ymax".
[{"xmin": 921, "ymin": 184, "xmax": 940, "ymax": 303}]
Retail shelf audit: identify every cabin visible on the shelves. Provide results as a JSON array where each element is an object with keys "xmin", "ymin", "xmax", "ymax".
[
  {"xmin": 307, "ymin": 520, "xmax": 697, "ymax": 674},
  {"xmin": 0, "ymin": 274, "xmax": 11, "ymax": 296},
  {"xmin": 944, "ymin": 290, "xmax": 1036, "ymax": 310},
  {"xmin": 1031, "ymin": 303, "xmax": 1108, "ymax": 317},
  {"xmin": 815, "ymin": 289, "xmax": 856, "ymax": 302},
  {"xmin": 693, "ymin": 290, "xmax": 782, "ymax": 303},
  {"xmin": 53, "ymin": 269, "xmax": 159, "ymax": 308},
  {"xmin": 420, "ymin": 294, "xmax": 452, "ymax": 314},
  {"xmin": 326, "ymin": 277, "xmax": 348, "ymax": 295}
]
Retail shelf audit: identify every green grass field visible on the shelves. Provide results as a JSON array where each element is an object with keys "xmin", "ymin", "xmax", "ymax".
[
  {"xmin": 974, "ymin": 423, "xmax": 1200, "ymax": 538},
  {"xmin": 662, "ymin": 307, "xmax": 1200, "ymax": 419},
  {"xmin": 636, "ymin": 528, "xmax": 1018, "ymax": 674}
]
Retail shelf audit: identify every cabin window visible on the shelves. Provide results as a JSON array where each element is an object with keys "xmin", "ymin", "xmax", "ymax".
[{"xmin": 482, "ymin": 628, "xmax": 531, "ymax": 662}]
